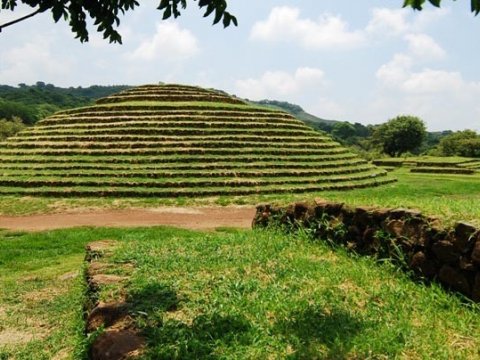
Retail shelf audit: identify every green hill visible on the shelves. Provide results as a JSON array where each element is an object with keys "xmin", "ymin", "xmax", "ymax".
[
  {"xmin": 0, "ymin": 82, "xmax": 130, "ymax": 123},
  {"xmin": 0, "ymin": 84, "xmax": 393, "ymax": 197},
  {"xmin": 250, "ymin": 99, "xmax": 339, "ymax": 129}
]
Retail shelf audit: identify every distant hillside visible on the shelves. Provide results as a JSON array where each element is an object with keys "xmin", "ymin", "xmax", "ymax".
[
  {"xmin": 249, "ymin": 100, "xmax": 340, "ymax": 129},
  {"xmin": 0, "ymin": 82, "xmax": 131, "ymax": 124}
]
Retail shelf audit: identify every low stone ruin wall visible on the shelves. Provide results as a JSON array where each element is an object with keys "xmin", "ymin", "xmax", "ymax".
[{"xmin": 252, "ymin": 201, "xmax": 480, "ymax": 302}]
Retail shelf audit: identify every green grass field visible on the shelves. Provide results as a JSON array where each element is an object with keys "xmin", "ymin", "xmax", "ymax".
[
  {"xmin": 1, "ymin": 227, "xmax": 479, "ymax": 359},
  {"xmin": 1, "ymin": 166, "xmax": 479, "ymax": 358},
  {"xmin": 0, "ymin": 84, "xmax": 478, "ymax": 358}
]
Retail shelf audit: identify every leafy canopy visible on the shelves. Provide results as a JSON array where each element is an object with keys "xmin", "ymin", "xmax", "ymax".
[
  {"xmin": 403, "ymin": 0, "xmax": 480, "ymax": 15},
  {"xmin": 373, "ymin": 115, "xmax": 427, "ymax": 157},
  {"xmin": 438, "ymin": 130, "xmax": 480, "ymax": 157},
  {"xmin": 0, "ymin": 0, "xmax": 237, "ymax": 43}
]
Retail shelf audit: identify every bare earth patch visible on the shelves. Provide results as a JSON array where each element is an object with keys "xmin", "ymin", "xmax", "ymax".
[
  {"xmin": 0, "ymin": 206, "xmax": 256, "ymax": 231},
  {"xmin": 0, "ymin": 329, "xmax": 43, "ymax": 346}
]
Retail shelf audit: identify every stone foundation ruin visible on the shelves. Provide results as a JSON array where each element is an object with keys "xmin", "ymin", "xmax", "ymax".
[{"xmin": 253, "ymin": 200, "xmax": 480, "ymax": 302}]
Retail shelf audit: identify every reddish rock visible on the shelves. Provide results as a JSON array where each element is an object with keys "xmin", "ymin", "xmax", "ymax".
[
  {"xmin": 459, "ymin": 256, "xmax": 477, "ymax": 272},
  {"xmin": 87, "ymin": 262, "xmax": 112, "ymax": 277},
  {"xmin": 87, "ymin": 302, "xmax": 129, "ymax": 333},
  {"xmin": 293, "ymin": 202, "xmax": 311, "ymax": 221},
  {"xmin": 371, "ymin": 209, "xmax": 390, "ymax": 223},
  {"xmin": 347, "ymin": 225, "xmax": 361, "ymax": 242},
  {"xmin": 90, "ymin": 329, "xmax": 144, "ymax": 360},
  {"xmin": 323, "ymin": 202, "xmax": 344, "ymax": 216},
  {"xmin": 353, "ymin": 207, "xmax": 373, "ymax": 226},
  {"xmin": 472, "ymin": 273, "xmax": 480, "ymax": 302},
  {"xmin": 453, "ymin": 222, "xmax": 477, "ymax": 251},
  {"xmin": 409, "ymin": 251, "xmax": 437, "ymax": 278},
  {"xmin": 428, "ymin": 218, "xmax": 443, "ymax": 230},
  {"xmin": 432, "ymin": 240, "xmax": 460, "ymax": 264},
  {"xmin": 385, "ymin": 220, "xmax": 404, "ymax": 238},
  {"xmin": 85, "ymin": 240, "xmax": 118, "ymax": 261},
  {"xmin": 471, "ymin": 240, "xmax": 480, "ymax": 264},
  {"xmin": 388, "ymin": 208, "xmax": 409, "ymax": 219},
  {"xmin": 439, "ymin": 265, "xmax": 471, "ymax": 295},
  {"xmin": 90, "ymin": 274, "xmax": 128, "ymax": 289}
]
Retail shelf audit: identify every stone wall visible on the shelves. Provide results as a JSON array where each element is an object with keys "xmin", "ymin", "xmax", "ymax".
[{"xmin": 252, "ymin": 200, "xmax": 480, "ymax": 302}]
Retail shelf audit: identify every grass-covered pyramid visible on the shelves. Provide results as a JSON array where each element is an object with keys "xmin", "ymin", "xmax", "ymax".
[{"xmin": 0, "ymin": 84, "xmax": 392, "ymax": 197}]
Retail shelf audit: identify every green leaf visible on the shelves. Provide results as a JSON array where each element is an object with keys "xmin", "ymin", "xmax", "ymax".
[
  {"xmin": 162, "ymin": 5, "xmax": 172, "ymax": 20},
  {"xmin": 403, "ymin": 0, "xmax": 426, "ymax": 10},
  {"xmin": 157, "ymin": 0, "xmax": 169, "ymax": 10},
  {"xmin": 472, "ymin": 0, "xmax": 480, "ymax": 15}
]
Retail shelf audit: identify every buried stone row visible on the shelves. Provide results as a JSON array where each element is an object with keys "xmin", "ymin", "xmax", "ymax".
[{"xmin": 253, "ymin": 201, "xmax": 480, "ymax": 302}]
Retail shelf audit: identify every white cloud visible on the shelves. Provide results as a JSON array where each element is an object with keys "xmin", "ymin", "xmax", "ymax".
[
  {"xmin": 130, "ymin": 22, "xmax": 199, "ymax": 61},
  {"xmin": 308, "ymin": 97, "xmax": 346, "ymax": 120},
  {"xmin": 0, "ymin": 37, "xmax": 72, "ymax": 85},
  {"xmin": 235, "ymin": 67, "xmax": 325, "ymax": 99},
  {"xmin": 250, "ymin": 6, "xmax": 365, "ymax": 50},
  {"xmin": 366, "ymin": 7, "xmax": 449, "ymax": 37},
  {"xmin": 375, "ymin": 54, "xmax": 472, "ymax": 94},
  {"xmin": 402, "ymin": 69, "xmax": 467, "ymax": 94},
  {"xmin": 404, "ymin": 33, "xmax": 445, "ymax": 60},
  {"xmin": 376, "ymin": 53, "xmax": 413, "ymax": 88},
  {"xmin": 374, "ymin": 53, "xmax": 480, "ymax": 131},
  {"xmin": 366, "ymin": 8, "xmax": 409, "ymax": 36}
]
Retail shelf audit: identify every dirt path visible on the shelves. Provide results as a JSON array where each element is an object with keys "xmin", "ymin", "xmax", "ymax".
[{"xmin": 0, "ymin": 206, "xmax": 257, "ymax": 232}]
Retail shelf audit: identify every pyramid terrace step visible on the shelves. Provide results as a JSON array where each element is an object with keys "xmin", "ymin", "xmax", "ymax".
[
  {"xmin": 1, "ymin": 140, "xmax": 339, "ymax": 150},
  {"xmin": 0, "ymin": 176, "xmax": 395, "ymax": 197},
  {"xmin": 96, "ymin": 94, "xmax": 246, "ymax": 105},
  {"xmin": 0, "ymin": 164, "xmax": 375, "ymax": 179},
  {"xmin": 8, "ymin": 134, "xmax": 330, "ymax": 143},
  {"xmin": 0, "ymin": 159, "xmax": 367, "ymax": 171},
  {"xmin": 40, "ymin": 115, "xmax": 302, "ymax": 126},
  {"xmin": 0, "ymin": 146, "xmax": 350, "ymax": 156},
  {"xmin": 0, "ymin": 170, "xmax": 387, "ymax": 188},
  {"xmin": 0, "ymin": 152, "xmax": 358, "ymax": 164},
  {"xmin": 57, "ymin": 103, "xmax": 279, "ymax": 115}
]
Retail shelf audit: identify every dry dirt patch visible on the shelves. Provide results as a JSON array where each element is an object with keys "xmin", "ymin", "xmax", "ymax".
[
  {"xmin": 0, "ymin": 329, "xmax": 45, "ymax": 346},
  {"xmin": 0, "ymin": 206, "xmax": 256, "ymax": 231}
]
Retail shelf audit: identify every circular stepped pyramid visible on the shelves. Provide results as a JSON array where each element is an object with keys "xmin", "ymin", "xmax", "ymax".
[{"xmin": 0, "ymin": 84, "xmax": 393, "ymax": 197}]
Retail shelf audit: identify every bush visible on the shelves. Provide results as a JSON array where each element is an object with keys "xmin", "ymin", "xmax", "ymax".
[
  {"xmin": 0, "ymin": 117, "xmax": 27, "ymax": 140},
  {"xmin": 438, "ymin": 130, "xmax": 480, "ymax": 157}
]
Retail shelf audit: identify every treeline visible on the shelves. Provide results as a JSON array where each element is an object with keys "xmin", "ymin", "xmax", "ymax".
[
  {"xmin": 0, "ymin": 82, "xmax": 130, "ymax": 124},
  {"xmin": 256, "ymin": 100, "xmax": 479, "ymax": 159}
]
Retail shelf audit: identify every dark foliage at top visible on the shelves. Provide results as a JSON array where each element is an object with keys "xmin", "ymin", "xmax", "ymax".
[
  {"xmin": 0, "ymin": 82, "xmax": 130, "ymax": 123},
  {"xmin": 0, "ymin": 0, "xmax": 236, "ymax": 43}
]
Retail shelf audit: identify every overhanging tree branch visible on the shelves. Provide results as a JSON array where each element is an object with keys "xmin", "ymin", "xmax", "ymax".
[{"xmin": 0, "ymin": 8, "xmax": 42, "ymax": 33}]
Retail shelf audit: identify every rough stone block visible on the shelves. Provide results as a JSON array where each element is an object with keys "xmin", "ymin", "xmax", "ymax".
[
  {"xmin": 439, "ymin": 265, "xmax": 471, "ymax": 295},
  {"xmin": 432, "ymin": 240, "xmax": 460, "ymax": 264},
  {"xmin": 471, "ymin": 240, "xmax": 480, "ymax": 264},
  {"xmin": 453, "ymin": 222, "xmax": 477, "ymax": 252},
  {"xmin": 472, "ymin": 273, "xmax": 480, "ymax": 302},
  {"xmin": 409, "ymin": 251, "xmax": 437, "ymax": 278}
]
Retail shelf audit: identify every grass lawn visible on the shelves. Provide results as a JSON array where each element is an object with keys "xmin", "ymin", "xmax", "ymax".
[{"xmin": 1, "ymin": 226, "xmax": 480, "ymax": 359}]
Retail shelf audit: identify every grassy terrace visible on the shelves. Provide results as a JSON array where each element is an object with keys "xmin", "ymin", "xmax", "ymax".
[{"xmin": 0, "ymin": 84, "xmax": 391, "ymax": 198}]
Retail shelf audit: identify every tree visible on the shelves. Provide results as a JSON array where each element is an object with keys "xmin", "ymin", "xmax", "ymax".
[
  {"xmin": 1, "ymin": 0, "xmax": 479, "ymax": 43},
  {"xmin": 0, "ymin": 117, "xmax": 26, "ymax": 140},
  {"xmin": 438, "ymin": 130, "xmax": 480, "ymax": 157},
  {"xmin": 332, "ymin": 122, "xmax": 356, "ymax": 142},
  {"xmin": 372, "ymin": 115, "xmax": 427, "ymax": 157},
  {"xmin": 0, "ymin": 0, "xmax": 237, "ymax": 43}
]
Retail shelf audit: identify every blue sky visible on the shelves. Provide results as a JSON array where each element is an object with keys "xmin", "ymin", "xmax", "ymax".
[{"xmin": 1, "ymin": 0, "xmax": 479, "ymax": 131}]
